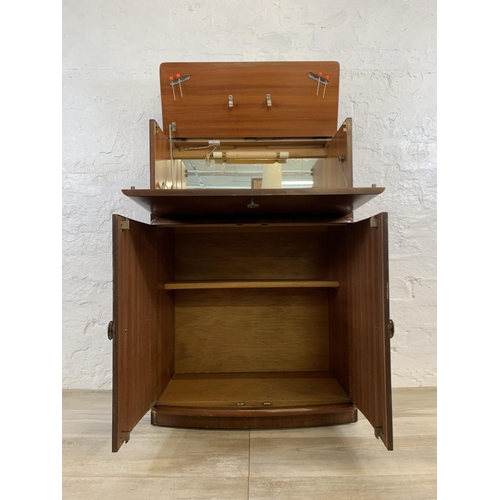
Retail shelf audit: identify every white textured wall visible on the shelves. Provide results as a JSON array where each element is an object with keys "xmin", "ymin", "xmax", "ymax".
[{"xmin": 62, "ymin": 0, "xmax": 436, "ymax": 389}]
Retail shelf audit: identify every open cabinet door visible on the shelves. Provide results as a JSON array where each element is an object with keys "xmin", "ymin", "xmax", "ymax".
[
  {"xmin": 345, "ymin": 213, "xmax": 393, "ymax": 450},
  {"xmin": 111, "ymin": 215, "xmax": 160, "ymax": 452}
]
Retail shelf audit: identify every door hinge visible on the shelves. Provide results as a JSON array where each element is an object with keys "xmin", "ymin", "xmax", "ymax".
[
  {"xmin": 120, "ymin": 220, "xmax": 130, "ymax": 230},
  {"xmin": 107, "ymin": 321, "xmax": 114, "ymax": 340},
  {"xmin": 121, "ymin": 431, "xmax": 131, "ymax": 444},
  {"xmin": 370, "ymin": 217, "xmax": 380, "ymax": 228},
  {"xmin": 154, "ymin": 122, "xmax": 159, "ymax": 135}
]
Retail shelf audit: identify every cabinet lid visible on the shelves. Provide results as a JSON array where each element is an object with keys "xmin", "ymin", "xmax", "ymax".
[{"xmin": 160, "ymin": 62, "xmax": 340, "ymax": 140}]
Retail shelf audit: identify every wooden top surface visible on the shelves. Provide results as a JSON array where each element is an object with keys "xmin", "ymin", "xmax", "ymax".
[
  {"xmin": 159, "ymin": 62, "xmax": 340, "ymax": 139},
  {"xmin": 122, "ymin": 187, "xmax": 383, "ymax": 220}
]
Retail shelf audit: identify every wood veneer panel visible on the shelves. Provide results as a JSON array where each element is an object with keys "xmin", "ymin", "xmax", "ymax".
[
  {"xmin": 174, "ymin": 229, "xmax": 328, "ymax": 281},
  {"xmin": 150, "ymin": 120, "xmax": 186, "ymax": 189},
  {"xmin": 156, "ymin": 372, "xmax": 350, "ymax": 407},
  {"xmin": 312, "ymin": 119, "xmax": 353, "ymax": 189},
  {"xmin": 344, "ymin": 213, "xmax": 393, "ymax": 450},
  {"xmin": 151, "ymin": 403, "xmax": 357, "ymax": 429},
  {"xmin": 175, "ymin": 288, "xmax": 330, "ymax": 374},
  {"xmin": 155, "ymin": 227, "xmax": 176, "ymax": 397},
  {"xmin": 122, "ymin": 188, "xmax": 384, "ymax": 220},
  {"xmin": 111, "ymin": 215, "xmax": 160, "ymax": 452},
  {"xmin": 327, "ymin": 225, "xmax": 350, "ymax": 394},
  {"xmin": 162, "ymin": 280, "xmax": 339, "ymax": 290},
  {"xmin": 159, "ymin": 62, "xmax": 340, "ymax": 139}
]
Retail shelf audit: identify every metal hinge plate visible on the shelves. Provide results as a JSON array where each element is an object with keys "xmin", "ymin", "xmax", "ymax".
[
  {"xmin": 370, "ymin": 217, "xmax": 380, "ymax": 228},
  {"xmin": 120, "ymin": 220, "xmax": 130, "ymax": 230}
]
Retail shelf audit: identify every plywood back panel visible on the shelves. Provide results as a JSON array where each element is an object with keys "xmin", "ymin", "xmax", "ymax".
[
  {"xmin": 175, "ymin": 288, "xmax": 329, "ymax": 373},
  {"xmin": 159, "ymin": 62, "xmax": 340, "ymax": 139},
  {"xmin": 174, "ymin": 228, "xmax": 328, "ymax": 281}
]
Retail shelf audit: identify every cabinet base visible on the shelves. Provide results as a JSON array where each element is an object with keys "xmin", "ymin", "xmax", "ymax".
[{"xmin": 151, "ymin": 403, "xmax": 357, "ymax": 429}]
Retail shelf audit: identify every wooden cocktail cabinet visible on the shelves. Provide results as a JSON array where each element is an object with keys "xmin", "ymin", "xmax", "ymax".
[{"xmin": 110, "ymin": 62, "xmax": 394, "ymax": 452}]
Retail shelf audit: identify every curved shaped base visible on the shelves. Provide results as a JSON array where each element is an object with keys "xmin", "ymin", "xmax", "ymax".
[{"xmin": 151, "ymin": 403, "xmax": 357, "ymax": 429}]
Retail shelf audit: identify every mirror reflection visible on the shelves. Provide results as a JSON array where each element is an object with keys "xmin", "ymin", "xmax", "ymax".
[{"xmin": 184, "ymin": 159, "xmax": 316, "ymax": 189}]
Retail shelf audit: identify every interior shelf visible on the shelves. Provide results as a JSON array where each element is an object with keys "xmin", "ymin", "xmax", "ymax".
[
  {"xmin": 156, "ymin": 372, "xmax": 351, "ymax": 408},
  {"xmin": 162, "ymin": 280, "xmax": 340, "ymax": 290}
]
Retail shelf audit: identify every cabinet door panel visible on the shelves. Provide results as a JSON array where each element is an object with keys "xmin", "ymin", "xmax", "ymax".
[
  {"xmin": 111, "ymin": 215, "xmax": 160, "ymax": 452},
  {"xmin": 345, "ymin": 213, "xmax": 393, "ymax": 450}
]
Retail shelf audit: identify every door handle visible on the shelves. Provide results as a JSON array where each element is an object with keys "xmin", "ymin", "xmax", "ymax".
[
  {"xmin": 107, "ymin": 321, "xmax": 114, "ymax": 340},
  {"xmin": 389, "ymin": 319, "xmax": 395, "ymax": 339}
]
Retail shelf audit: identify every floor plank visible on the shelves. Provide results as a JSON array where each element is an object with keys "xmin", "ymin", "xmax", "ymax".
[{"xmin": 62, "ymin": 388, "xmax": 436, "ymax": 500}]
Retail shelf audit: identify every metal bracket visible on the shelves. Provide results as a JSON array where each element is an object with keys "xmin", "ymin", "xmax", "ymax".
[
  {"xmin": 107, "ymin": 321, "xmax": 114, "ymax": 340},
  {"xmin": 266, "ymin": 94, "xmax": 272, "ymax": 107},
  {"xmin": 168, "ymin": 74, "xmax": 191, "ymax": 86},
  {"xmin": 338, "ymin": 156, "xmax": 348, "ymax": 187},
  {"xmin": 120, "ymin": 220, "xmax": 130, "ymax": 230},
  {"xmin": 228, "ymin": 94, "xmax": 233, "ymax": 107},
  {"xmin": 170, "ymin": 121, "xmax": 177, "ymax": 132},
  {"xmin": 121, "ymin": 431, "xmax": 131, "ymax": 444},
  {"xmin": 370, "ymin": 217, "xmax": 380, "ymax": 228}
]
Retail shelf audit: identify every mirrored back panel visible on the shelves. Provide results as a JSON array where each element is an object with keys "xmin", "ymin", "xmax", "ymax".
[{"xmin": 154, "ymin": 158, "xmax": 350, "ymax": 190}]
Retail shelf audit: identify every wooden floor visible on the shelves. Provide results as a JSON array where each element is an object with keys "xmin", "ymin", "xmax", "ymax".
[{"xmin": 62, "ymin": 387, "xmax": 436, "ymax": 499}]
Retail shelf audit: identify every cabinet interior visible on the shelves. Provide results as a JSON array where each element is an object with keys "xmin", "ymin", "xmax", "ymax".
[{"xmin": 155, "ymin": 225, "xmax": 350, "ymax": 409}]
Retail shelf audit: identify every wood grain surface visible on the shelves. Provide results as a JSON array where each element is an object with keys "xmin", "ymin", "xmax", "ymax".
[
  {"xmin": 174, "ymin": 227, "xmax": 328, "ymax": 281},
  {"xmin": 112, "ymin": 215, "xmax": 161, "ymax": 452},
  {"xmin": 162, "ymin": 280, "xmax": 340, "ymax": 290},
  {"xmin": 156, "ymin": 372, "xmax": 351, "ymax": 407},
  {"xmin": 174, "ymin": 288, "xmax": 330, "ymax": 374},
  {"xmin": 122, "ymin": 187, "xmax": 384, "ymax": 219},
  {"xmin": 343, "ymin": 213, "xmax": 393, "ymax": 450},
  {"xmin": 159, "ymin": 62, "xmax": 340, "ymax": 139}
]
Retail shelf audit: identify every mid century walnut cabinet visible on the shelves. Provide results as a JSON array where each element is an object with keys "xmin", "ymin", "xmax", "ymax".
[{"xmin": 110, "ymin": 62, "xmax": 393, "ymax": 452}]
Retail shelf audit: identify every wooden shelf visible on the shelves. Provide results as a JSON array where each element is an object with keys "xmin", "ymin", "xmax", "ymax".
[
  {"xmin": 122, "ymin": 187, "xmax": 384, "ymax": 220},
  {"xmin": 156, "ymin": 372, "xmax": 351, "ymax": 408},
  {"xmin": 161, "ymin": 280, "xmax": 340, "ymax": 290}
]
